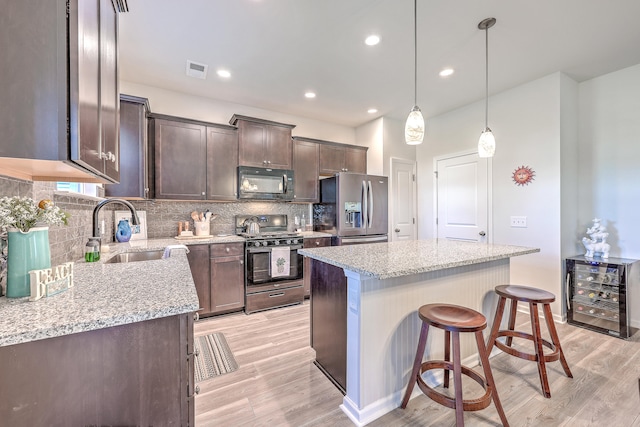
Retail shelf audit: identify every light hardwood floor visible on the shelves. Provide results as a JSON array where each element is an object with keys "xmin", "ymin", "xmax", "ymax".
[{"xmin": 194, "ymin": 301, "xmax": 640, "ymax": 426}]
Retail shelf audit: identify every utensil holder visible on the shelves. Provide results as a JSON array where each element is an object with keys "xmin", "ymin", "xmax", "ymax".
[{"xmin": 194, "ymin": 221, "xmax": 210, "ymax": 236}]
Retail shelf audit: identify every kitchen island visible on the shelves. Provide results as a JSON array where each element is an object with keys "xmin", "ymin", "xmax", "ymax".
[
  {"xmin": 0, "ymin": 240, "xmax": 209, "ymax": 426},
  {"xmin": 299, "ymin": 239, "xmax": 539, "ymax": 426}
]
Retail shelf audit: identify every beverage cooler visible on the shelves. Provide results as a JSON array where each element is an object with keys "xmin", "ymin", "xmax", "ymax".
[{"xmin": 565, "ymin": 256, "xmax": 639, "ymax": 339}]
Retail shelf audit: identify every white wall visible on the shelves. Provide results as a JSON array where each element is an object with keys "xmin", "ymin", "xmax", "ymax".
[
  {"xmin": 560, "ymin": 74, "xmax": 580, "ymax": 261},
  {"xmin": 416, "ymin": 73, "xmax": 568, "ymax": 315},
  {"xmin": 121, "ymin": 81, "xmax": 357, "ymax": 145},
  {"xmin": 355, "ymin": 118, "xmax": 384, "ymax": 176},
  {"xmin": 353, "ymin": 116, "xmax": 417, "ymax": 177},
  {"xmin": 578, "ymin": 63, "xmax": 640, "ymax": 326},
  {"xmin": 578, "ymin": 63, "xmax": 640, "ymax": 258},
  {"xmin": 381, "ymin": 117, "xmax": 416, "ymax": 177}
]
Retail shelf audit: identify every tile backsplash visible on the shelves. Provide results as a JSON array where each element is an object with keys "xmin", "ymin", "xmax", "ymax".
[
  {"xmin": 129, "ymin": 200, "xmax": 309, "ymax": 238},
  {"xmin": 0, "ymin": 175, "xmax": 310, "ymax": 280}
]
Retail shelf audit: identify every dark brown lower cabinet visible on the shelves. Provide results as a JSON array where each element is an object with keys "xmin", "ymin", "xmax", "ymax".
[
  {"xmin": 0, "ymin": 313, "xmax": 195, "ymax": 426},
  {"xmin": 187, "ymin": 244, "xmax": 211, "ymax": 316},
  {"xmin": 303, "ymin": 236, "xmax": 331, "ymax": 297},
  {"xmin": 210, "ymin": 243, "xmax": 245, "ymax": 314},
  {"xmin": 310, "ymin": 259, "xmax": 347, "ymax": 393},
  {"xmin": 188, "ymin": 242, "xmax": 245, "ymax": 317}
]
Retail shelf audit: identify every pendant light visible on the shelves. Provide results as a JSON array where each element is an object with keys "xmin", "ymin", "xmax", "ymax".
[
  {"xmin": 405, "ymin": 0, "xmax": 424, "ymax": 145},
  {"xmin": 478, "ymin": 17, "xmax": 496, "ymax": 157}
]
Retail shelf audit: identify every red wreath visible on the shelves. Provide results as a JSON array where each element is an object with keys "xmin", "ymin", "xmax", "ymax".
[{"xmin": 512, "ymin": 165, "xmax": 535, "ymax": 186}]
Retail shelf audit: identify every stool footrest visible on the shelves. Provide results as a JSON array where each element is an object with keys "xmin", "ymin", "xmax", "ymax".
[
  {"xmin": 417, "ymin": 360, "xmax": 493, "ymax": 412},
  {"xmin": 494, "ymin": 330, "xmax": 560, "ymax": 363}
]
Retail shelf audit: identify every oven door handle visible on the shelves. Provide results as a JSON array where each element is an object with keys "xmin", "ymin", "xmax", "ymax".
[
  {"xmin": 247, "ymin": 245, "xmax": 303, "ymax": 254},
  {"xmin": 247, "ymin": 247, "xmax": 272, "ymax": 254}
]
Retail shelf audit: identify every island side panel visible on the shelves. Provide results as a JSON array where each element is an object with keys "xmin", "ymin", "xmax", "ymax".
[
  {"xmin": 310, "ymin": 258, "xmax": 348, "ymax": 393},
  {"xmin": 342, "ymin": 258, "xmax": 510, "ymax": 425}
]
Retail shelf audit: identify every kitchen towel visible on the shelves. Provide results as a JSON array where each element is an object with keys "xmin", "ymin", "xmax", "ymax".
[{"xmin": 271, "ymin": 247, "xmax": 290, "ymax": 278}]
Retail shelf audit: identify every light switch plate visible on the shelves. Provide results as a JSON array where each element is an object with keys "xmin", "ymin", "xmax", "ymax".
[
  {"xmin": 510, "ymin": 216, "xmax": 527, "ymax": 228},
  {"xmin": 114, "ymin": 211, "xmax": 147, "ymax": 240}
]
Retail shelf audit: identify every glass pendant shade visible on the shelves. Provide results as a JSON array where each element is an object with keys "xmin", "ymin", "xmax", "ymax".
[
  {"xmin": 405, "ymin": 106, "xmax": 424, "ymax": 145},
  {"xmin": 478, "ymin": 17, "xmax": 496, "ymax": 158},
  {"xmin": 478, "ymin": 127, "xmax": 495, "ymax": 158}
]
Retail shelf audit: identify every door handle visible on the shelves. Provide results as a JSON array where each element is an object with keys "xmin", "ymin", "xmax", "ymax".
[
  {"xmin": 394, "ymin": 228, "xmax": 400, "ymax": 233},
  {"xmin": 367, "ymin": 180, "xmax": 374, "ymax": 227},
  {"xmin": 479, "ymin": 231, "xmax": 486, "ymax": 236}
]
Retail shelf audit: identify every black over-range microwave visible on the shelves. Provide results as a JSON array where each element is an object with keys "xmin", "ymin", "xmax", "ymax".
[{"xmin": 237, "ymin": 166, "xmax": 294, "ymax": 201}]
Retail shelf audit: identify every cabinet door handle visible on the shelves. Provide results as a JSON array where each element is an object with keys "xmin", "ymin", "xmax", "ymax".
[
  {"xmin": 315, "ymin": 241, "xmax": 320, "ymax": 246},
  {"xmin": 269, "ymin": 292, "xmax": 285, "ymax": 298},
  {"xmin": 395, "ymin": 228, "xmax": 400, "ymax": 233},
  {"xmin": 479, "ymin": 231, "xmax": 486, "ymax": 236},
  {"xmin": 193, "ymin": 312, "xmax": 200, "ymax": 321},
  {"xmin": 188, "ymin": 384, "xmax": 200, "ymax": 398},
  {"xmin": 188, "ymin": 348, "xmax": 200, "ymax": 357},
  {"xmin": 226, "ymin": 247, "xmax": 230, "ymax": 252}
]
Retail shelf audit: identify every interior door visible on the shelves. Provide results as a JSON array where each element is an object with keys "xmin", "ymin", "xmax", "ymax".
[
  {"xmin": 391, "ymin": 158, "xmax": 417, "ymax": 241},
  {"xmin": 436, "ymin": 153, "xmax": 489, "ymax": 242}
]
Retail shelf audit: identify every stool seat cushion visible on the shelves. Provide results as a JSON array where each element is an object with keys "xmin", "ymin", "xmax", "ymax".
[
  {"xmin": 495, "ymin": 284, "xmax": 555, "ymax": 303},
  {"xmin": 419, "ymin": 303, "xmax": 486, "ymax": 332}
]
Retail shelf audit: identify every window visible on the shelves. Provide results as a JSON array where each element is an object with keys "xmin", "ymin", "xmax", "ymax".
[{"xmin": 56, "ymin": 182, "xmax": 102, "ymax": 197}]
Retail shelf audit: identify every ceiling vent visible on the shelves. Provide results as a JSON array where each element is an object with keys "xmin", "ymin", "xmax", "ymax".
[{"xmin": 186, "ymin": 60, "xmax": 208, "ymax": 79}]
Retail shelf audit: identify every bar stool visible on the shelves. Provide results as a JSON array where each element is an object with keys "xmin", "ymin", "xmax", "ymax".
[
  {"xmin": 486, "ymin": 285, "xmax": 573, "ymax": 398},
  {"xmin": 401, "ymin": 303, "xmax": 509, "ymax": 427}
]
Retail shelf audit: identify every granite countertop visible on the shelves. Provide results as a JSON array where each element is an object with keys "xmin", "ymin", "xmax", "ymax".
[
  {"xmin": 0, "ymin": 239, "xmax": 212, "ymax": 348},
  {"xmin": 299, "ymin": 239, "xmax": 540, "ymax": 280}
]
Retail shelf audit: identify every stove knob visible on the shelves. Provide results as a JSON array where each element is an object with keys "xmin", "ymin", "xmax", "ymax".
[
  {"xmin": 286, "ymin": 239, "xmax": 292, "ymax": 244},
  {"xmin": 255, "ymin": 241, "xmax": 262, "ymax": 247},
  {"xmin": 292, "ymin": 239, "xmax": 299, "ymax": 244},
  {"xmin": 273, "ymin": 240, "xmax": 280, "ymax": 245}
]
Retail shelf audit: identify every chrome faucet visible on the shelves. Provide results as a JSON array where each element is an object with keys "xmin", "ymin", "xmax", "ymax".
[
  {"xmin": 162, "ymin": 245, "xmax": 190, "ymax": 259},
  {"xmin": 91, "ymin": 199, "xmax": 140, "ymax": 249}
]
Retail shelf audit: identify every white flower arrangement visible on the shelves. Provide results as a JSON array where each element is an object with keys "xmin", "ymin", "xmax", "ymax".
[{"xmin": 0, "ymin": 196, "xmax": 69, "ymax": 233}]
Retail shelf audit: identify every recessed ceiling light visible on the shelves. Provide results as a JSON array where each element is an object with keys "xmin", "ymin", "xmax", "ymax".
[
  {"xmin": 367, "ymin": 108, "xmax": 378, "ymax": 114},
  {"xmin": 365, "ymin": 35, "xmax": 381, "ymax": 46},
  {"xmin": 217, "ymin": 69, "xmax": 231, "ymax": 78},
  {"xmin": 439, "ymin": 68, "xmax": 454, "ymax": 77},
  {"xmin": 305, "ymin": 92, "xmax": 316, "ymax": 99}
]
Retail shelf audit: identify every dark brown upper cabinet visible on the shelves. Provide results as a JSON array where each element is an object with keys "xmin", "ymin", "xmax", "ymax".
[
  {"xmin": 0, "ymin": 0, "xmax": 125, "ymax": 183},
  {"xmin": 230, "ymin": 115, "xmax": 296, "ymax": 170},
  {"xmin": 206, "ymin": 126, "xmax": 238, "ymax": 201},
  {"xmin": 292, "ymin": 137, "xmax": 320, "ymax": 203},
  {"xmin": 319, "ymin": 142, "xmax": 367, "ymax": 175},
  {"xmin": 105, "ymin": 95, "xmax": 150, "ymax": 199},
  {"xmin": 150, "ymin": 114, "xmax": 238, "ymax": 200}
]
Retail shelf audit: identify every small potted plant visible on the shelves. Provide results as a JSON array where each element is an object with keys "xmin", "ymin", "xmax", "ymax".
[{"xmin": 0, "ymin": 196, "xmax": 68, "ymax": 298}]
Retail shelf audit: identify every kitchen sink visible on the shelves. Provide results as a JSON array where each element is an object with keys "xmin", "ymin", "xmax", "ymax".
[{"xmin": 104, "ymin": 249, "xmax": 165, "ymax": 264}]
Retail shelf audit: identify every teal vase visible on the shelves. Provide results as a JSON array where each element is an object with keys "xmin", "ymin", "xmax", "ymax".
[{"xmin": 7, "ymin": 226, "xmax": 51, "ymax": 298}]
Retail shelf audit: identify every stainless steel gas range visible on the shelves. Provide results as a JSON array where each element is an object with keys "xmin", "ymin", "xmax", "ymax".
[{"xmin": 235, "ymin": 214, "xmax": 304, "ymax": 313}]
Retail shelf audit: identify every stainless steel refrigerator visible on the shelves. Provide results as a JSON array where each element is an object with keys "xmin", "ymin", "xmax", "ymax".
[{"xmin": 313, "ymin": 173, "xmax": 388, "ymax": 245}]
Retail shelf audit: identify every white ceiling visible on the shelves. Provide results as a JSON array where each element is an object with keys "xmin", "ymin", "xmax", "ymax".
[{"xmin": 119, "ymin": 0, "xmax": 640, "ymax": 128}]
